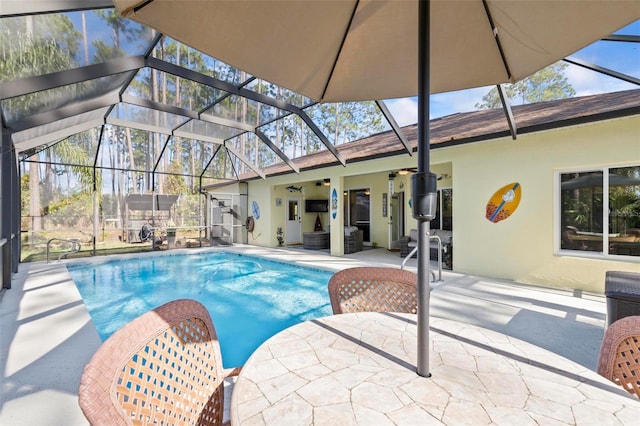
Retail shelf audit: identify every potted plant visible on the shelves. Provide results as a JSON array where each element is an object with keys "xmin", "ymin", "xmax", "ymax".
[{"xmin": 276, "ymin": 227, "xmax": 284, "ymax": 246}]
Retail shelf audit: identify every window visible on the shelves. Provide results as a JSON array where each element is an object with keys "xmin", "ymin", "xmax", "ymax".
[{"xmin": 559, "ymin": 165, "xmax": 640, "ymax": 257}]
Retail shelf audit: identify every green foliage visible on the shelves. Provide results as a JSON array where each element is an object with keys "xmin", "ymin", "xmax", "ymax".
[
  {"xmin": 476, "ymin": 62, "xmax": 575, "ymax": 110},
  {"xmin": 0, "ymin": 15, "xmax": 79, "ymax": 118},
  {"xmin": 45, "ymin": 191, "xmax": 93, "ymax": 227},
  {"xmin": 0, "ymin": 14, "xmax": 80, "ymax": 78}
]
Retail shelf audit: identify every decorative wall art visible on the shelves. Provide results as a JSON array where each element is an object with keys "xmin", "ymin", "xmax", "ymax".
[
  {"xmin": 382, "ymin": 193, "xmax": 388, "ymax": 217},
  {"xmin": 486, "ymin": 182, "xmax": 521, "ymax": 223},
  {"xmin": 331, "ymin": 188, "xmax": 338, "ymax": 220},
  {"xmin": 251, "ymin": 200, "xmax": 261, "ymax": 220}
]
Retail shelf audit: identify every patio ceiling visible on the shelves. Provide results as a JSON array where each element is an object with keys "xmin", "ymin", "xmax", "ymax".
[{"xmin": 1, "ymin": 1, "xmax": 639, "ymax": 191}]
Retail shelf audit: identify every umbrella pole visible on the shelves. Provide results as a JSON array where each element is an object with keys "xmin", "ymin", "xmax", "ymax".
[{"xmin": 412, "ymin": 0, "xmax": 437, "ymax": 377}]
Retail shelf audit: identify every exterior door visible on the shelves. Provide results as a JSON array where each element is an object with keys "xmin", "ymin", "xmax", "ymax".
[
  {"xmin": 389, "ymin": 191, "xmax": 405, "ymax": 249},
  {"xmin": 285, "ymin": 196, "xmax": 302, "ymax": 244},
  {"xmin": 347, "ymin": 189, "xmax": 370, "ymax": 243},
  {"xmin": 209, "ymin": 195, "xmax": 234, "ymax": 244}
]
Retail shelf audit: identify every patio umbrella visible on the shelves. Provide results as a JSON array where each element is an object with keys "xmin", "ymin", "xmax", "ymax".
[{"xmin": 113, "ymin": 0, "xmax": 640, "ymax": 377}]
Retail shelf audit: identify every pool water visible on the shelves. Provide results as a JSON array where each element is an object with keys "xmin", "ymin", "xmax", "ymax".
[{"xmin": 68, "ymin": 251, "xmax": 333, "ymax": 368}]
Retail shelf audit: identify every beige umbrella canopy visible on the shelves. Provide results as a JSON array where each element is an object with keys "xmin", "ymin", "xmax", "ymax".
[
  {"xmin": 114, "ymin": 0, "xmax": 638, "ymax": 103},
  {"xmin": 113, "ymin": 0, "xmax": 640, "ymax": 376}
]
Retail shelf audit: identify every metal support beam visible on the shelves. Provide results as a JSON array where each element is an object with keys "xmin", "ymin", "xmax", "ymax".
[
  {"xmin": 121, "ymin": 94, "xmax": 200, "ymax": 121},
  {"xmin": 1, "ymin": 132, "xmax": 13, "ymax": 288},
  {"xmin": 224, "ymin": 145, "xmax": 266, "ymax": 179},
  {"xmin": 602, "ymin": 35, "xmax": 640, "ymax": 43},
  {"xmin": 152, "ymin": 134, "xmax": 173, "ymax": 176},
  {"xmin": 147, "ymin": 57, "xmax": 343, "ymax": 165},
  {"xmin": 3, "ymin": 53, "xmax": 345, "ymax": 174},
  {"xmin": 254, "ymin": 130, "xmax": 300, "ymax": 174},
  {"xmin": 12, "ymin": 117, "xmax": 105, "ymax": 153},
  {"xmin": 564, "ymin": 57, "xmax": 640, "ymax": 86},
  {"xmin": 294, "ymin": 108, "xmax": 346, "ymax": 166},
  {"xmin": 0, "ymin": 56, "xmax": 145, "ymax": 99},
  {"xmin": 497, "ymin": 84, "xmax": 517, "ymax": 140},
  {"xmin": 376, "ymin": 100, "xmax": 412, "ymax": 155},
  {"xmin": 122, "ymin": 94, "xmax": 257, "ymax": 134},
  {"xmin": 1, "ymin": 129, "xmax": 21, "ymax": 287},
  {"xmin": 7, "ymin": 92, "xmax": 119, "ymax": 133},
  {"xmin": 0, "ymin": 0, "xmax": 114, "ymax": 17}
]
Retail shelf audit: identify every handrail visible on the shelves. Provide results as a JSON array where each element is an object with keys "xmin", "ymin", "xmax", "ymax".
[
  {"xmin": 46, "ymin": 238, "xmax": 81, "ymax": 263},
  {"xmin": 401, "ymin": 246, "xmax": 418, "ymax": 270},
  {"xmin": 401, "ymin": 234, "xmax": 443, "ymax": 282}
]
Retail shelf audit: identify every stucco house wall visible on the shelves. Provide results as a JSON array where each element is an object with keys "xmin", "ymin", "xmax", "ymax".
[
  {"xmin": 428, "ymin": 115, "xmax": 640, "ymax": 293},
  {"xmin": 215, "ymin": 114, "xmax": 639, "ymax": 293}
]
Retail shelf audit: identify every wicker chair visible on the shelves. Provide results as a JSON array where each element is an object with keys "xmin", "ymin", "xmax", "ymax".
[
  {"xmin": 78, "ymin": 299, "xmax": 240, "ymax": 425},
  {"xmin": 597, "ymin": 315, "xmax": 640, "ymax": 398},
  {"xmin": 328, "ymin": 267, "xmax": 418, "ymax": 314}
]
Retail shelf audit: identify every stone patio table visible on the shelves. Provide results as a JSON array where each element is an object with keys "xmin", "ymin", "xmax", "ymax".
[{"xmin": 230, "ymin": 312, "xmax": 639, "ymax": 425}]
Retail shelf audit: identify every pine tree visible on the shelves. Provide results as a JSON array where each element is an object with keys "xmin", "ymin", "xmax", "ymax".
[{"xmin": 475, "ymin": 62, "xmax": 575, "ymax": 110}]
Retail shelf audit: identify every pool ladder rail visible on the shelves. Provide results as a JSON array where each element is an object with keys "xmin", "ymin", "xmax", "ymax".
[
  {"xmin": 46, "ymin": 238, "xmax": 81, "ymax": 263},
  {"xmin": 400, "ymin": 234, "xmax": 443, "ymax": 283}
]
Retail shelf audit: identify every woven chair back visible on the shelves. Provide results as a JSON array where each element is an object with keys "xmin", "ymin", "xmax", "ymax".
[
  {"xmin": 328, "ymin": 267, "xmax": 418, "ymax": 314},
  {"xmin": 597, "ymin": 315, "xmax": 640, "ymax": 398},
  {"xmin": 79, "ymin": 299, "xmax": 226, "ymax": 425}
]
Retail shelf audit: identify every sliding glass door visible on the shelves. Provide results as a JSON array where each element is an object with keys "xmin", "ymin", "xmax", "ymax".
[{"xmin": 344, "ymin": 189, "xmax": 371, "ymax": 243}]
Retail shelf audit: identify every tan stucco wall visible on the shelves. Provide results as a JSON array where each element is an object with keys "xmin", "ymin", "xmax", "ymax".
[
  {"xmin": 432, "ymin": 116, "xmax": 640, "ymax": 293},
  {"xmin": 214, "ymin": 115, "xmax": 640, "ymax": 293}
]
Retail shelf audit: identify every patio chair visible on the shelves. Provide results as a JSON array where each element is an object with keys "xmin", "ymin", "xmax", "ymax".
[
  {"xmin": 597, "ymin": 315, "xmax": 640, "ymax": 398},
  {"xmin": 328, "ymin": 267, "xmax": 418, "ymax": 314},
  {"xmin": 78, "ymin": 299, "xmax": 240, "ymax": 425}
]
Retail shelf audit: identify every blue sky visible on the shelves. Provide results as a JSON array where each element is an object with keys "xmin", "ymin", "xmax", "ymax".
[{"xmin": 386, "ymin": 20, "xmax": 640, "ymax": 126}]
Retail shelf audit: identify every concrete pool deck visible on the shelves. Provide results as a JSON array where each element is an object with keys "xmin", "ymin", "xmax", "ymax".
[{"xmin": 1, "ymin": 245, "xmax": 610, "ymax": 425}]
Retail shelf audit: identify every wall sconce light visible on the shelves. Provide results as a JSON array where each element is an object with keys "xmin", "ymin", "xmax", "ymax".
[
  {"xmin": 364, "ymin": 188, "xmax": 370, "ymax": 196},
  {"xmin": 323, "ymin": 179, "xmax": 331, "ymax": 186},
  {"xmin": 388, "ymin": 173, "xmax": 396, "ymax": 180}
]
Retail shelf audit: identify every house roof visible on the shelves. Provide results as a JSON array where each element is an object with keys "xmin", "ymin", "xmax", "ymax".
[{"xmin": 234, "ymin": 89, "xmax": 640, "ymax": 182}]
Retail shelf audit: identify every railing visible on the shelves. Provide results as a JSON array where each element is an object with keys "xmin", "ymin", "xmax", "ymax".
[
  {"xmin": 46, "ymin": 238, "xmax": 81, "ymax": 263},
  {"xmin": 401, "ymin": 234, "xmax": 443, "ymax": 282}
]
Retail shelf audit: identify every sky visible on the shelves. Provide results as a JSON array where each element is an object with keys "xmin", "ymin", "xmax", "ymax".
[{"xmin": 386, "ymin": 19, "xmax": 640, "ymax": 126}]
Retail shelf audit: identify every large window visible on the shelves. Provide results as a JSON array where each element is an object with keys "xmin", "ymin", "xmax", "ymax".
[{"xmin": 559, "ymin": 165, "xmax": 640, "ymax": 257}]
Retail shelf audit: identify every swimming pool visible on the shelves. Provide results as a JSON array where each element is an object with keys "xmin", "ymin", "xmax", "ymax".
[{"xmin": 68, "ymin": 251, "xmax": 333, "ymax": 368}]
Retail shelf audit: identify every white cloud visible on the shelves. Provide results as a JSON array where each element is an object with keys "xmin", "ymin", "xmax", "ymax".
[
  {"xmin": 565, "ymin": 63, "xmax": 637, "ymax": 97},
  {"xmin": 385, "ymin": 98, "xmax": 418, "ymax": 126},
  {"xmin": 430, "ymin": 87, "xmax": 491, "ymax": 118},
  {"xmin": 385, "ymin": 86, "xmax": 495, "ymax": 126}
]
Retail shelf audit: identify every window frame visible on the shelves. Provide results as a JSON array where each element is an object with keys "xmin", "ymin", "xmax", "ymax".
[{"xmin": 555, "ymin": 163, "xmax": 640, "ymax": 260}]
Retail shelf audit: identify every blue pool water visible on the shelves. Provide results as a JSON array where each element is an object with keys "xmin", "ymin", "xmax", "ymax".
[{"xmin": 68, "ymin": 251, "xmax": 333, "ymax": 368}]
